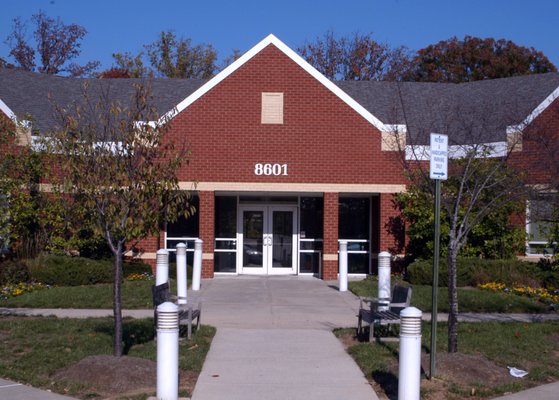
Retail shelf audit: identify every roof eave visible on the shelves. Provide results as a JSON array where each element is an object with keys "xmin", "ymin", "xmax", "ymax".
[
  {"xmin": 508, "ymin": 85, "xmax": 559, "ymax": 132},
  {"xmin": 0, "ymin": 97, "xmax": 16, "ymax": 121}
]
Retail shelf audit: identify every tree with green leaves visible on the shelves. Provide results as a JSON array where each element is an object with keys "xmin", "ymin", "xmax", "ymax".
[
  {"xmin": 109, "ymin": 31, "xmax": 218, "ymax": 79},
  {"xmin": 0, "ymin": 116, "xmax": 73, "ymax": 258},
  {"xmin": 43, "ymin": 82, "xmax": 193, "ymax": 356},
  {"xmin": 393, "ymin": 173, "xmax": 526, "ymax": 261},
  {"xmin": 146, "ymin": 31, "xmax": 217, "ymax": 78},
  {"xmin": 106, "ymin": 51, "xmax": 150, "ymax": 78},
  {"xmin": 298, "ymin": 30, "xmax": 412, "ymax": 81},
  {"xmin": 5, "ymin": 11, "xmax": 99, "ymax": 77},
  {"xmin": 406, "ymin": 35, "xmax": 557, "ymax": 83}
]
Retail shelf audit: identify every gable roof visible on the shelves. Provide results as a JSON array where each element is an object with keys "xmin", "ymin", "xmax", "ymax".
[{"xmin": 160, "ymin": 34, "xmax": 388, "ymax": 131}]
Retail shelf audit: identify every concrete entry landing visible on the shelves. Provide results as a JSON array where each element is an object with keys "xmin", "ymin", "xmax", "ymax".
[
  {"xmin": 189, "ymin": 276, "xmax": 379, "ymax": 400},
  {"xmin": 189, "ymin": 275, "xmax": 362, "ymax": 330}
]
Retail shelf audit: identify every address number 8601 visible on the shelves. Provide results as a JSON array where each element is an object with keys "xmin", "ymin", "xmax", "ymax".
[{"xmin": 254, "ymin": 163, "xmax": 288, "ymax": 176}]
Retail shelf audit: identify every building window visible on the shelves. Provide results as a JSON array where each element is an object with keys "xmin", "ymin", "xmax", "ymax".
[
  {"xmin": 527, "ymin": 196, "xmax": 556, "ymax": 256},
  {"xmin": 339, "ymin": 197, "xmax": 371, "ymax": 274},
  {"xmin": 214, "ymin": 196, "xmax": 238, "ymax": 272},
  {"xmin": 165, "ymin": 195, "xmax": 199, "ymax": 264},
  {"xmin": 261, "ymin": 92, "xmax": 284, "ymax": 124},
  {"xmin": 299, "ymin": 197, "xmax": 323, "ymax": 274}
]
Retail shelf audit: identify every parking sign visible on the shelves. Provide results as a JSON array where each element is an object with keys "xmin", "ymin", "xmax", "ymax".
[{"xmin": 430, "ymin": 133, "xmax": 448, "ymax": 180}]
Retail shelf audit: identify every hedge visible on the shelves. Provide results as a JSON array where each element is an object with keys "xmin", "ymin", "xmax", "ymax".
[
  {"xmin": 406, "ymin": 258, "xmax": 551, "ymax": 288},
  {"xmin": 28, "ymin": 255, "xmax": 151, "ymax": 286}
]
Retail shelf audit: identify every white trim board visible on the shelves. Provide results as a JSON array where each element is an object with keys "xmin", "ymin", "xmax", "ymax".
[
  {"xmin": 0, "ymin": 98, "xmax": 16, "ymax": 120},
  {"xmin": 158, "ymin": 34, "xmax": 389, "ymax": 132},
  {"xmin": 178, "ymin": 181, "xmax": 406, "ymax": 193},
  {"xmin": 508, "ymin": 85, "xmax": 559, "ymax": 133}
]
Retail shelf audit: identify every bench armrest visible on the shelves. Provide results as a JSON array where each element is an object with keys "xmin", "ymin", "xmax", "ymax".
[
  {"xmin": 388, "ymin": 301, "xmax": 408, "ymax": 308},
  {"xmin": 360, "ymin": 297, "xmax": 380, "ymax": 309}
]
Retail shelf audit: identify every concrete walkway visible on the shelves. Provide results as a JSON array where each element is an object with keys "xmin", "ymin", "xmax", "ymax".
[
  {"xmin": 1, "ymin": 276, "xmax": 559, "ymax": 400},
  {"xmin": 186, "ymin": 276, "xmax": 377, "ymax": 400},
  {"xmin": 0, "ymin": 378, "xmax": 76, "ymax": 400}
]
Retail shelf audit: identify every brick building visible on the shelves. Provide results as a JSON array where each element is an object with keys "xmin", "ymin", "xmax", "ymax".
[{"xmin": 1, "ymin": 34, "xmax": 558, "ymax": 279}]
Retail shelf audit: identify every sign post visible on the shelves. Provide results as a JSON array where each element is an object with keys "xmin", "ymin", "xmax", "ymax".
[{"xmin": 429, "ymin": 133, "xmax": 448, "ymax": 380}]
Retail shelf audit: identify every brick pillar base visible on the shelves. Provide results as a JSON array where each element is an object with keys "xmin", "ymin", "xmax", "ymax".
[{"xmin": 322, "ymin": 259, "xmax": 338, "ymax": 281}]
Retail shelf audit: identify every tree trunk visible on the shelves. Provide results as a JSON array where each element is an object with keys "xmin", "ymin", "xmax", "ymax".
[
  {"xmin": 113, "ymin": 242, "xmax": 124, "ymax": 357},
  {"xmin": 447, "ymin": 248, "xmax": 459, "ymax": 353}
]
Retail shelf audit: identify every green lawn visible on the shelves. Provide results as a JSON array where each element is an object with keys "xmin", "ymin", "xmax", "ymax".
[
  {"xmin": 349, "ymin": 277, "xmax": 551, "ymax": 313},
  {"xmin": 1, "ymin": 279, "xmax": 155, "ymax": 309},
  {"xmin": 0, "ymin": 317, "xmax": 215, "ymax": 398},
  {"xmin": 337, "ymin": 320, "xmax": 559, "ymax": 398}
]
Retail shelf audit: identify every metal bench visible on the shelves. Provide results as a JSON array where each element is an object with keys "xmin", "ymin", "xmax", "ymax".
[
  {"xmin": 152, "ymin": 282, "xmax": 201, "ymax": 339},
  {"xmin": 357, "ymin": 284, "xmax": 412, "ymax": 342}
]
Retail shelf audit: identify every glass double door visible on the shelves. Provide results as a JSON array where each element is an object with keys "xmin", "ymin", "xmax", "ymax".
[{"xmin": 238, "ymin": 205, "xmax": 297, "ymax": 275}]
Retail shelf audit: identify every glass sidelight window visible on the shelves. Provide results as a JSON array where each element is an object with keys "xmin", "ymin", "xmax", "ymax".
[
  {"xmin": 165, "ymin": 195, "xmax": 199, "ymax": 264},
  {"xmin": 214, "ymin": 196, "xmax": 238, "ymax": 272},
  {"xmin": 527, "ymin": 196, "xmax": 556, "ymax": 256},
  {"xmin": 299, "ymin": 197, "xmax": 323, "ymax": 274},
  {"xmin": 339, "ymin": 197, "xmax": 371, "ymax": 274}
]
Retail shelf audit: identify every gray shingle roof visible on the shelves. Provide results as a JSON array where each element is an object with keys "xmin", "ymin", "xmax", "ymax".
[
  {"xmin": 337, "ymin": 73, "xmax": 559, "ymax": 145},
  {"xmin": 0, "ymin": 68, "xmax": 206, "ymax": 134},
  {"xmin": 1, "ymin": 67, "xmax": 558, "ymax": 145}
]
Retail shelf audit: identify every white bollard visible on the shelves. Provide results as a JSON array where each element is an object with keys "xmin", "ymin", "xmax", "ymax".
[
  {"xmin": 378, "ymin": 251, "xmax": 391, "ymax": 311},
  {"xmin": 192, "ymin": 239, "xmax": 203, "ymax": 291},
  {"xmin": 157, "ymin": 301, "xmax": 179, "ymax": 400},
  {"xmin": 398, "ymin": 307, "xmax": 423, "ymax": 400},
  {"xmin": 338, "ymin": 240, "xmax": 348, "ymax": 292},
  {"xmin": 176, "ymin": 243, "xmax": 187, "ymax": 305},
  {"xmin": 155, "ymin": 249, "xmax": 169, "ymax": 286}
]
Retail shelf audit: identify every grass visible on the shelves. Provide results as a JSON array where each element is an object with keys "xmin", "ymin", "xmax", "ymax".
[
  {"xmin": 349, "ymin": 277, "xmax": 551, "ymax": 313},
  {"xmin": 2, "ymin": 275, "xmax": 552, "ymax": 312},
  {"xmin": 0, "ymin": 316, "xmax": 215, "ymax": 398},
  {"xmin": 336, "ymin": 320, "xmax": 559, "ymax": 398},
  {"xmin": 1, "ymin": 279, "xmax": 154, "ymax": 309}
]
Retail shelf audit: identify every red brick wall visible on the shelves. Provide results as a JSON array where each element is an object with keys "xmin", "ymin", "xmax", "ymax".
[
  {"xmin": 165, "ymin": 44, "xmax": 405, "ymax": 187},
  {"xmin": 511, "ymin": 99, "xmax": 559, "ymax": 185},
  {"xmin": 379, "ymin": 193, "xmax": 406, "ymax": 254}
]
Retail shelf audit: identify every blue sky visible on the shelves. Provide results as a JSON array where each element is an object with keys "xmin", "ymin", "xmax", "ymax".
[{"xmin": 0, "ymin": 0, "xmax": 558, "ymax": 72}]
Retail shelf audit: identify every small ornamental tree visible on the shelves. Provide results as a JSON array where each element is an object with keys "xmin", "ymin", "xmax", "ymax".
[
  {"xmin": 44, "ymin": 82, "xmax": 192, "ymax": 356},
  {"xmin": 400, "ymin": 146, "xmax": 531, "ymax": 353},
  {"xmin": 390, "ymin": 89, "xmax": 539, "ymax": 353}
]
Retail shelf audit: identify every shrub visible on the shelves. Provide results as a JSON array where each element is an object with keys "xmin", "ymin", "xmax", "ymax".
[
  {"xmin": 538, "ymin": 257, "xmax": 559, "ymax": 272},
  {"xmin": 28, "ymin": 254, "xmax": 151, "ymax": 286},
  {"xmin": 406, "ymin": 258, "xmax": 543, "ymax": 287},
  {"xmin": 47, "ymin": 231, "xmax": 112, "ymax": 260},
  {"xmin": 0, "ymin": 260, "xmax": 31, "ymax": 285},
  {"xmin": 541, "ymin": 271, "xmax": 559, "ymax": 290}
]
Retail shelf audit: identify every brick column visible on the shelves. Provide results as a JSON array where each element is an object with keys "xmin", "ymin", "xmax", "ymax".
[
  {"xmin": 198, "ymin": 191, "xmax": 215, "ymax": 278},
  {"xmin": 379, "ymin": 192, "xmax": 405, "ymax": 254},
  {"xmin": 322, "ymin": 192, "xmax": 339, "ymax": 280}
]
